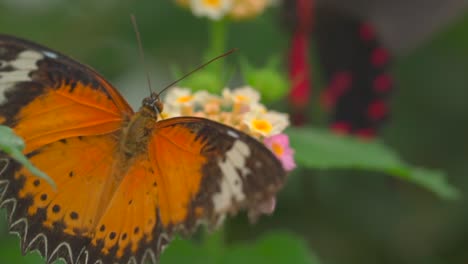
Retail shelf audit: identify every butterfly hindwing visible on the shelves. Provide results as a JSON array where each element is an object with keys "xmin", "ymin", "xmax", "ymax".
[
  {"xmin": 0, "ymin": 135, "xmax": 119, "ymax": 264},
  {"xmin": 150, "ymin": 117, "xmax": 286, "ymax": 229},
  {"xmin": 88, "ymin": 155, "xmax": 165, "ymax": 264}
]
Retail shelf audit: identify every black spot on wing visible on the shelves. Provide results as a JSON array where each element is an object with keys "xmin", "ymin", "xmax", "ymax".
[
  {"xmin": 52, "ymin": 204, "xmax": 61, "ymax": 213},
  {"xmin": 40, "ymin": 193, "xmax": 48, "ymax": 201},
  {"xmin": 33, "ymin": 179, "xmax": 40, "ymax": 186}
]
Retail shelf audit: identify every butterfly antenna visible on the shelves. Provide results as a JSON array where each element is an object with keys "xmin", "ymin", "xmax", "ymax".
[
  {"xmin": 130, "ymin": 14, "xmax": 153, "ymax": 94},
  {"xmin": 157, "ymin": 48, "xmax": 238, "ymax": 96}
]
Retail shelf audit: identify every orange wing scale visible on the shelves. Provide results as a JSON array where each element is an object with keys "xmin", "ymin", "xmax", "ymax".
[
  {"xmin": 92, "ymin": 156, "xmax": 159, "ymax": 258},
  {"xmin": 15, "ymin": 135, "xmax": 117, "ymax": 237},
  {"xmin": 149, "ymin": 124, "xmax": 206, "ymax": 227},
  {"xmin": 92, "ymin": 74, "xmax": 135, "ymax": 114},
  {"xmin": 10, "ymin": 82, "xmax": 126, "ymax": 153}
]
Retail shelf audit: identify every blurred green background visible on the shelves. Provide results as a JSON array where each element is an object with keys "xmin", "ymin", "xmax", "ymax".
[{"xmin": 0, "ymin": 1, "xmax": 468, "ymax": 264}]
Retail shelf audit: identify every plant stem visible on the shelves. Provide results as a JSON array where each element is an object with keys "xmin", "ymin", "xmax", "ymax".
[
  {"xmin": 209, "ymin": 19, "xmax": 227, "ymax": 75},
  {"xmin": 211, "ymin": 19, "xmax": 226, "ymax": 56}
]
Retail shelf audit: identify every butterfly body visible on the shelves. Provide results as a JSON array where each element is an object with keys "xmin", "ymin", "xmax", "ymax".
[
  {"xmin": 120, "ymin": 104, "xmax": 157, "ymax": 158},
  {"xmin": 0, "ymin": 34, "xmax": 286, "ymax": 264}
]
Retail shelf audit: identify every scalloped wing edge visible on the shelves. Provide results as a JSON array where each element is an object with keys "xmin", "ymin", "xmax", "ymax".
[{"xmin": 0, "ymin": 158, "xmax": 162, "ymax": 264}]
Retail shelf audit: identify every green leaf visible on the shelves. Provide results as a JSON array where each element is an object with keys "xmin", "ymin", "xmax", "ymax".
[
  {"xmin": 222, "ymin": 232, "xmax": 320, "ymax": 264},
  {"xmin": 0, "ymin": 240, "xmax": 45, "ymax": 264},
  {"xmin": 0, "ymin": 126, "xmax": 56, "ymax": 189},
  {"xmin": 408, "ymin": 167, "xmax": 460, "ymax": 199},
  {"xmin": 161, "ymin": 231, "xmax": 320, "ymax": 264},
  {"xmin": 240, "ymin": 56, "xmax": 290, "ymax": 103},
  {"xmin": 287, "ymin": 127, "xmax": 460, "ymax": 200},
  {"xmin": 160, "ymin": 230, "xmax": 225, "ymax": 264}
]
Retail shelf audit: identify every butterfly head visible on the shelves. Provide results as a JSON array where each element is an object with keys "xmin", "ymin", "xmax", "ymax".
[{"xmin": 142, "ymin": 92, "xmax": 164, "ymax": 118}]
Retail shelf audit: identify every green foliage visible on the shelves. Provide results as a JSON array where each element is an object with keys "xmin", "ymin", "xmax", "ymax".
[
  {"xmin": 0, "ymin": 126, "xmax": 56, "ymax": 189},
  {"xmin": 161, "ymin": 231, "xmax": 320, "ymax": 264},
  {"xmin": 240, "ymin": 56, "xmax": 290, "ymax": 103},
  {"xmin": 288, "ymin": 127, "xmax": 460, "ymax": 200},
  {"xmin": 180, "ymin": 68, "xmax": 225, "ymax": 94},
  {"xmin": 0, "ymin": 240, "xmax": 45, "ymax": 264}
]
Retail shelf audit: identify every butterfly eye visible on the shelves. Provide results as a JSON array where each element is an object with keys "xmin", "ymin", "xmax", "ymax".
[
  {"xmin": 150, "ymin": 92, "xmax": 164, "ymax": 114},
  {"xmin": 142, "ymin": 93, "xmax": 164, "ymax": 117},
  {"xmin": 155, "ymin": 100, "xmax": 163, "ymax": 114},
  {"xmin": 142, "ymin": 97, "xmax": 152, "ymax": 107}
]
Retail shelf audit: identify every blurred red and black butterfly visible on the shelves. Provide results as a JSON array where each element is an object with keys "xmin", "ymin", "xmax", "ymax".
[{"xmin": 282, "ymin": 1, "xmax": 393, "ymax": 137}]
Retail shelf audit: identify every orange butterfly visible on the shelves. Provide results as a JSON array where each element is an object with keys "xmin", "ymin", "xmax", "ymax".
[{"xmin": 0, "ymin": 35, "xmax": 287, "ymax": 264}]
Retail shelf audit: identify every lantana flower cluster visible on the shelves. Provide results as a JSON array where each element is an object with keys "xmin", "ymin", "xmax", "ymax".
[
  {"xmin": 175, "ymin": 0, "xmax": 277, "ymax": 21},
  {"xmin": 162, "ymin": 86, "xmax": 296, "ymax": 171}
]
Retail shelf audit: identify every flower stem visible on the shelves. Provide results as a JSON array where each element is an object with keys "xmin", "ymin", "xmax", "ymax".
[
  {"xmin": 209, "ymin": 19, "xmax": 227, "ymax": 75},
  {"xmin": 211, "ymin": 19, "xmax": 226, "ymax": 56}
]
